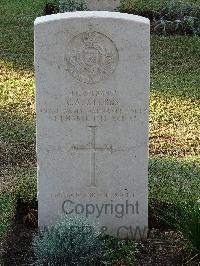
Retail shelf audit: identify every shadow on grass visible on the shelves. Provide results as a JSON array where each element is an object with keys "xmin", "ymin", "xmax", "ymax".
[
  {"xmin": 0, "ymin": 0, "xmax": 45, "ymax": 71},
  {"xmin": 149, "ymin": 156, "xmax": 200, "ymax": 229},
  {"xmin": 151, "ymin": 35, "xmax": 200, "ymax": 100},
  {"xmin": 0, "ymin": 110, "xmax": 36, "ymax": 168}
]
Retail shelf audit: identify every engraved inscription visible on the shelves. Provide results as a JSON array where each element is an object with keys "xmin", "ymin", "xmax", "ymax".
[
  {"xmin": 72, "ymin": 126, "xmax": 112, "ymax": 187},
  {"xmin": 39, "ymin": 89, "xmax": 148, "ymax": 123},
  {"xmin": 51, "ymin": 191, "xmax": 135, "ymax": 199},
  {"xmin": 66, "ymin": 32, "xmax": 118, "ymax": 84}
]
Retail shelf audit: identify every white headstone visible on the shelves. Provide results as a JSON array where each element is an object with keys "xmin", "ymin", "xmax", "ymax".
[
  {"xmin": 35, "ymin": 11, "xmax": 150, "ymax": 239},
  {"xmin": 86, "ymin": 0, "xmax": 120, "ymax": 11}
]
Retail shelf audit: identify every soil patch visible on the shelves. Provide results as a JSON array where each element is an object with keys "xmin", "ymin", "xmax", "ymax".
[{"xmin": 2, "ymin": 200, "xmax": 37, "ymax": 265}]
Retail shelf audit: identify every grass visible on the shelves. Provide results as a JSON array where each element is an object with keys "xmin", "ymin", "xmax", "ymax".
[
  {"xmin": 0, "ymin": 0, "xmax": 200, "ymax": 257},
  {"xmin": 149, "ymin": 156, "xmax": 200, "ymax": 203},
  {"xmin": 150, "ymin": 91, "xmax": 200, "ymax": 156},
  {"xmin": 118, "ymin": 0, "xmax": 200, "ymax": 14},
  {"xmin": 0, "ymin": 193, "xmax": 16, "ymax": 238},
  {"xmin": 151, "ymin": 36, "xmax": 200, "ymax": 99},
  {"xmin": 103, "ymin": 237, "xmax": 139, "ymax": 264},
  {"xmin": 175, "ymin": 200, "xmax": 200, "ymax": 252}
]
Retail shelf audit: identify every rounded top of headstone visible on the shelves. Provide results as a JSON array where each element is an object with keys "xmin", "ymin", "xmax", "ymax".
[{"xmin": 34, "ymin": 11, "xmax": 150, "ymax": 26}]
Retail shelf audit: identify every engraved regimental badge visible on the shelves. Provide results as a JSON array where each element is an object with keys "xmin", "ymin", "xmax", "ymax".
[{"xmin": 66, "ymin": 31, "xmax": 118, "ymax": 84}]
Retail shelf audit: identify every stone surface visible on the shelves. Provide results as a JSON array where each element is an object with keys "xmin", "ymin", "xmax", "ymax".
[
  {"xmin": 34, "ymin": 11, "xmax": 150, "ymax": 239},
  {"xmin": 86, "ymin": 0, "xmax": 120, "ymax": 11}
]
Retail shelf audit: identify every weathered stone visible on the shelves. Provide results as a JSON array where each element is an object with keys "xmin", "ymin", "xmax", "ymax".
[{"xmin": 34, "ymin": 11, "xmax": 150, "ymax": 239}]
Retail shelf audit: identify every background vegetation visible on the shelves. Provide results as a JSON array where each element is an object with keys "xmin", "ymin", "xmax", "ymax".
[{"xmin": 0, "ymin": 0, "xmax": 200, "ymax": 262}]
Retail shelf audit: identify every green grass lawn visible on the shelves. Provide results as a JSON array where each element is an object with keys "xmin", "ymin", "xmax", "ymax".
[
  {"xmin": 0, "ymin": 0, "xmax": 200, "ymax": 249},
  {"xmin": 0, "ymin": 193, "xmax": 16, "ymax": 238}
]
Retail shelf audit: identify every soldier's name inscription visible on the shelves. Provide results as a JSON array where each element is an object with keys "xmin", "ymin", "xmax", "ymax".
[{"xmin": 39, "ymin": 89, "xmax": 147, "ymax": 123}]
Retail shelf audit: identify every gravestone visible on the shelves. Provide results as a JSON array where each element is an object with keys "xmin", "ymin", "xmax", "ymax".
[
  {"xmin": 86, "ymin": 0, "xmax": 120, "ymax": 11},
  {"xmin": 35, "ymin": 11, "xmax": 150, "ymax": 239}
]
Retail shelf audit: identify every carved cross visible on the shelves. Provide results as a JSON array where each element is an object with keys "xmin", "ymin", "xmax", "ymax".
[{"xmin": 72, "ymin": 126, "xmax": 112, "ymax": 187}]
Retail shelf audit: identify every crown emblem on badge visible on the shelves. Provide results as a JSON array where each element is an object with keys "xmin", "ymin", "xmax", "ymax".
[{"xmin": 82, "ymin": 32, "xmax": 96, "ymax": 47}]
